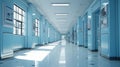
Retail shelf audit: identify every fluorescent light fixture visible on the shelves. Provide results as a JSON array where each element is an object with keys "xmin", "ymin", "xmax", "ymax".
[
  {"xmin": 52, "ymin": 3, "xmax": 70, "ymax": 6},
  {"xmin": 32, "ymin": 13, "xmax": 36, "ymax": 16},
  {"xmin": 88, "ymin": 16, "xmax": 91, "ymax": 18},
  {"xmin": 103, "ymin": 2, "xmax": 109, "ymax": 6},
  {"xmin": 56, "ymin": 13, "xmax": 68, "ymax": 16}
]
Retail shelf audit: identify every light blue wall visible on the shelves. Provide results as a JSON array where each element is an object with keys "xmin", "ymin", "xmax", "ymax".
[
  {"xmin": 44, "ymin": 20, "xmax": 48, "ymax": 44},
  {"xmin": 78, "ymin": 17, "xmax": 84, "ymax": 46},
  {"xmin": 52, "ymin": 28, "xmax": 56, "ymax": 41},
  {"xmin": 93, "ymin": 10, "xmax": 100, "ymax": 50},
  {"xmin": 48, "ymin": 25, "xmax": 52, "ymax": 42},
  {"xmin": 47, "ymin": 23, "xmax": 50, "ymax": 43},
  {"xmin": 108, "ymin": 0, "xmax": 119, "ymax": 57},
  {"xmin": 118, "ymin": 0, "xmax": 120, "ymax": 57},
  {"xmin": 40, "ymin": 16, "xmax": 44, "ymax": 44},
  {"xmin": 27, "ymin": 3, "xmax": 42, "ymax": 48},
  {"xmin": 0, "ymin": 0, "xmax": 2, "ymax": 56},
  {"xmin": 74, "ymin": 24, "xmax": 77, "ymax": 44},
  {"xmin": 76, "ymin": 18, "xmax": 80, "ymax": 45},
  {"xmin": 83, "ymin": 14, "xmax": 88, "ymax": 48},
  {"xmin": 72, "ymin": 28, "xmax": 74, "ymax": 43},
  {"xmin": 42, "ymin": 18, "xmax": 46, "ymax": 44},
  {"xmin": 45, "ymin": 22, "xmax": 49, "ymax": 43}
]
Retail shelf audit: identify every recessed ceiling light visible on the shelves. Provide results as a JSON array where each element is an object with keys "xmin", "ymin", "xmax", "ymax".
[
  {"xmin": 103, "ymin": 2, "xmax": 109, "ymax": 6},
  {"xmin": 56, "ymin": 13, "xmax": 68, "ymax": 16},
  {"xmin": 88, "ymin": 16, "xmax": 91, "ymax": 18},
  {"xmin": 32, "ymin": 13, "xmax": 36, "ymax": 16},
  {"xmin": 52, "ymin": 3, "xmax": 70, "ymax": 7}
]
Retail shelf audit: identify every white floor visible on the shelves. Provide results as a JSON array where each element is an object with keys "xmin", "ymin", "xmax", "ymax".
[{"xmin": 0, "ymin": 40, "xmax": 120, "ymax": 67}]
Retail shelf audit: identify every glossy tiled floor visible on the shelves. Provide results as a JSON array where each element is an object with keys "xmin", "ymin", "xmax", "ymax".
[{"xmin": 0, "ymin": 40, "xmax": 120, "ymax": 67}]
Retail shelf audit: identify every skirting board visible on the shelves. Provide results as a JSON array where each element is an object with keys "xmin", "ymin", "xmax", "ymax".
[
  {"xmin": 0, "ymin": 50, "xmax": 14, "ymax": 59},
  {"xmin": 88, "ymin": 49, "xmax": 98, "ymax": 52},
  {"xmin": 78, "ymin": 45, "xmax": 84, "ymax": 47},
  {"xmin": 100, "ymin": 54, "xmax": 120, "ymax": 60},
  {"xmin": 84, "ymin": 46, "xmax": 88, "ymax": 48}
]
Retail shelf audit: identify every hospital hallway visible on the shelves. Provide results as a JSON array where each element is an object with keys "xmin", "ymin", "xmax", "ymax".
[
  {"xmin": 0, "ymin": 40, "xmax": 120, "ymax": 67},
  {"xmin": 1, "ymin": 0, "xmax": 120, "ymax": 67}
]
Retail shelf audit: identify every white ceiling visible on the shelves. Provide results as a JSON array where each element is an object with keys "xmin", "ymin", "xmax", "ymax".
[{"xmin": 27, "ymin": 0, "xmax": 94, "ymax": 34}]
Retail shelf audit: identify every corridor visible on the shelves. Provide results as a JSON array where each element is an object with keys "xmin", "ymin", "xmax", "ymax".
[
  {"xmin": 0, "ymin": 0, "xmax": 120, "ymax": 67},
  {"xmin": 0, "ymin": 40, "xmax": 120, "ymax": 67}
]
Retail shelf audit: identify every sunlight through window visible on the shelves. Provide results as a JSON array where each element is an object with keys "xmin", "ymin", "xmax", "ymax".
[
  {"xmin": 15, "ymin": 50, "xmax": 50, "ymax": 61},
  {"xmin": 15, "ymin": 43, "xmax": 58, "ymax": 61}
]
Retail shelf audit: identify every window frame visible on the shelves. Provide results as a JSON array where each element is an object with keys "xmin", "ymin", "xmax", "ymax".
[
  {"xmin": 34, "ymin": 19, "xmax": 40, "ymax": 37},
  {"xmin": 13, "ymin": 4, "xmax": 25, "ymax": 36}
]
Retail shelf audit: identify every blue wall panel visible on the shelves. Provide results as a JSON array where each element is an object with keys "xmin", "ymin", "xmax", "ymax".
[
  {"xmin": 109, "ymin": 0, "xmax": 119, "ymax": 57},
  {"xmin": 27, "ymin": 4, "xmax": 41, "ymax": 48},
  {"xmin": 45, "ymin": 21, "xmax": 48, "ymax": 44},
  {"xmin": 27, "ymin": 4, "xmax": 33, "ymax": 48},
  {"xmin": 40, "ymin": 16, "xmax": 44, "ymax": 44},
  {"xmin": 0, "ymin": 0, "xmax": 2, "ymax": 56},
  {"xmin": 91, "ymin": 10, "xmax": 100, "ymax": 50},
  {"xmin": 74, "ymin": 24, "xmax": 77, "ymax": 44},
  {"xmin": 76, "ymin": 19, "xmax": 80, "ymax": 45},
  {"xmin": 83, "ymin": 14, "xmax": 88, "ymax": 47},
  {"xmin": 48, "ymin": 25, "xmax": 52, "ymax": 42},
  {"xmin": 2, "ymin": 34, "xmax": 13, "ymax": 54},
  {"xmin": 118, "ymin": 0, "xmax": 120, "ymax": 57},
  {"xmin": 87, "ymin": 7, "xmax": 92, "ymax": 50},
  {"xmin": 3, "ymin": 34, "xmax": 25, "ymax": 51},
  {"xmin": 88, "ymin": 30, "xmax": 92, "ymax": 49},
  {"xmin": 77, "ymin": 17, "xmax": 84, "ymax": 46},
  {"xmin": 43, "ymin": 19, "xmax": 46, "ymax": 44}
]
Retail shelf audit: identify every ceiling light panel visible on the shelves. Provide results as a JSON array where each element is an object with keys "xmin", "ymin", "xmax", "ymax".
[
  {"xmin": 56, "ymin": 13, "xmax": 68, "ymax": 16},
  {"xmin": 52, "ymin": 3, "xmax": 70, "ymax": 7}
]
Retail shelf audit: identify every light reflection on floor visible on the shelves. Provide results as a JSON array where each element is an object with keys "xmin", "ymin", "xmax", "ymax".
[{"xmin": 59, "ymin": 46, "xmax": 66, "ymax": 65}]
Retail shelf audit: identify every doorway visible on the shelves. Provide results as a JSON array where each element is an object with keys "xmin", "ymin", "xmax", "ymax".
[{"xmin": 92, "ymin": 8, "xmax": 100, "ymax": 51}]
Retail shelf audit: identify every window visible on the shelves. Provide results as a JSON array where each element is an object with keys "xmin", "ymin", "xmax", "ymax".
[
  {"xmin": 34, "ymin": 19, "xmax": 39, "ymax": 36},
  {"xmin": 13, "ymin": 4, "xmax": 25, "ymax": 35}
]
